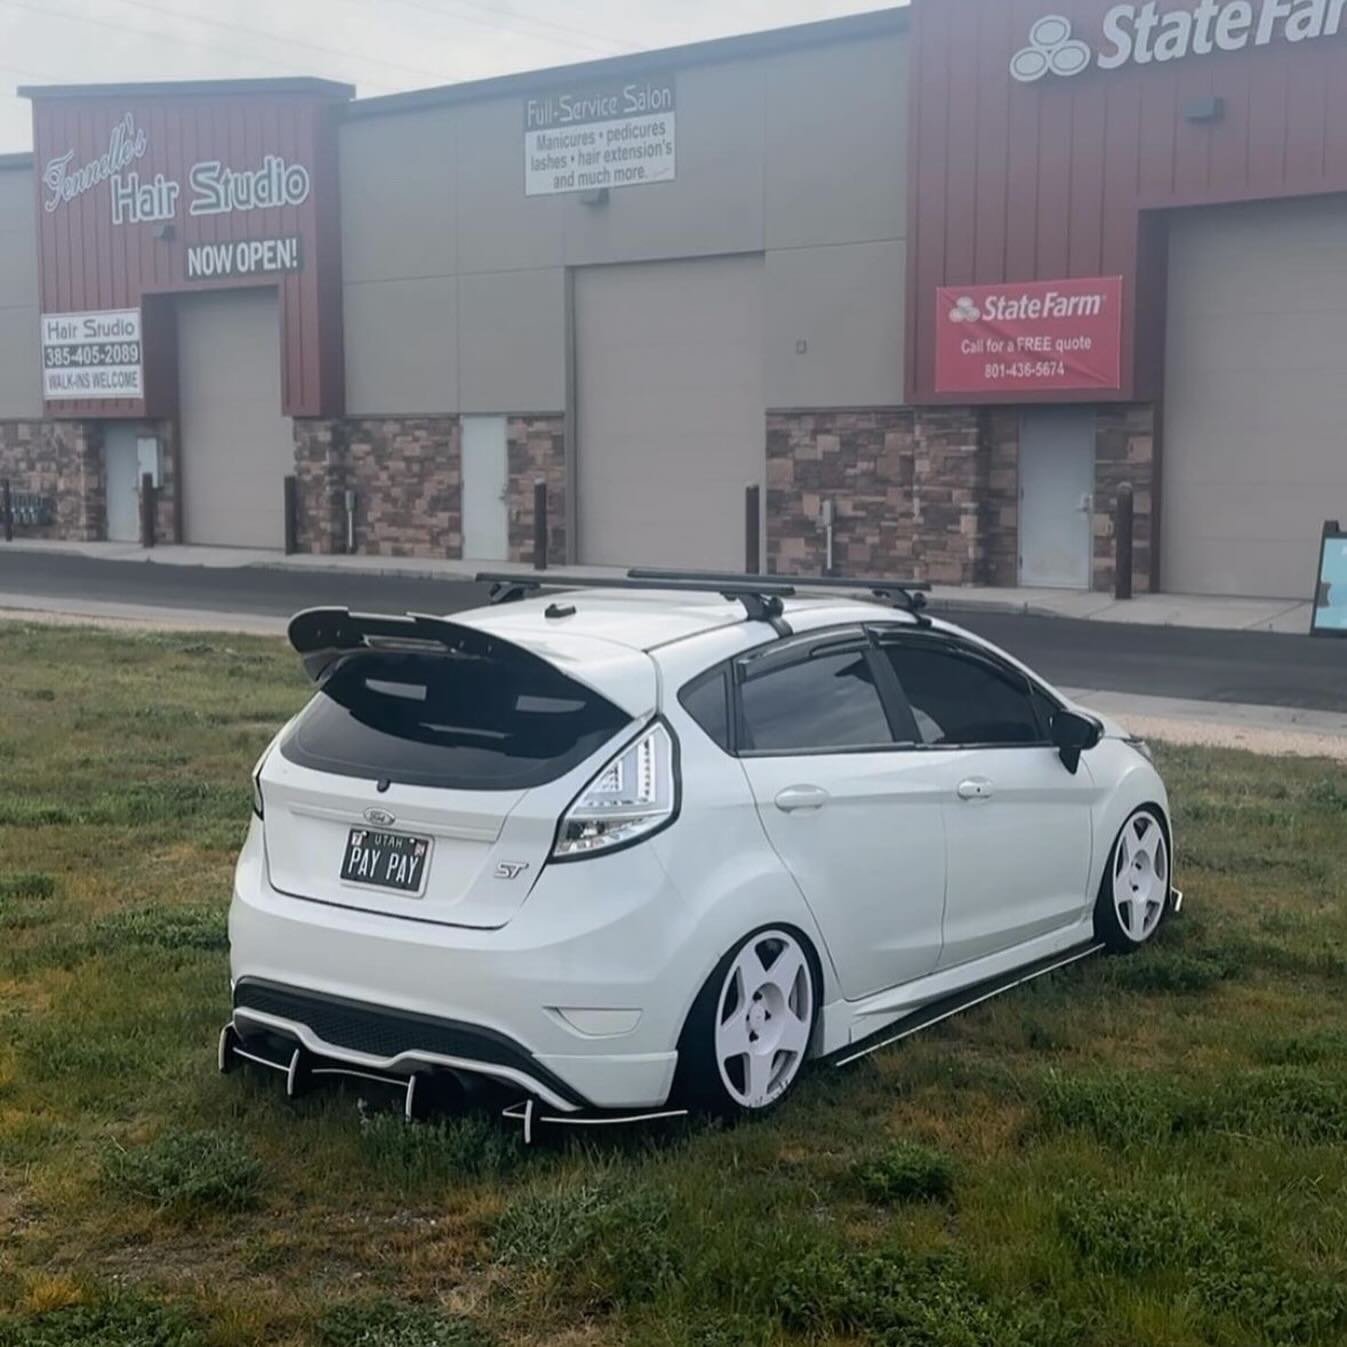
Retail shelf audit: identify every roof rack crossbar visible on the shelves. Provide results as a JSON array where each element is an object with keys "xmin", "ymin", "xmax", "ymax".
[
  {"xmin": 473, "ymin": 572, "xmax": 795, "ymax": 636},
  {"xmin": 628, "ymin": 568, "xmax": 934, "ymax": 626}
]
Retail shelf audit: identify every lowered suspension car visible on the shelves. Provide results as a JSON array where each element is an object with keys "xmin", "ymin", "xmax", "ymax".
[{"xmin": 222, "ymin": 571, "xmax": 1178, "ymax": 1122}]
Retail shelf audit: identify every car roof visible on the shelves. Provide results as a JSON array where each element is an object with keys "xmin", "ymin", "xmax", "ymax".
[{"xmin": 459, "ymin": 587, "xmax": 936, "ymax": 654}]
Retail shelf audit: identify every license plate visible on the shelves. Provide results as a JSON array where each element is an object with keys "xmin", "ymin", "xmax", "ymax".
[{"xmin": 341, "ymin": 828, "xmax": 431, "ymax": 895}]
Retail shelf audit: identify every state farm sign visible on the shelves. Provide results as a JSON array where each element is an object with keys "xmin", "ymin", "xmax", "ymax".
[
  {"xmin": 1011, "ymin": 1, "xmax": 1347, "ymax": 82},
  {"xmin": 935, "ymin": 277, "xmax": 1124, "ymax": 394}
]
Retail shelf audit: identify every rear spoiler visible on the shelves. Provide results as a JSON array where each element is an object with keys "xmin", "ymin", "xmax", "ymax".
[{"xmin": 287, "ymin": 608, "xmax": 557, "ymax": 685}]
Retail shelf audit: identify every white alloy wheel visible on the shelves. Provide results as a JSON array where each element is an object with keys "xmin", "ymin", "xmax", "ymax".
[
  {"xmin": 1112, "ymin": 810, "xmax": 1169, "ymax": 943},
  {"xmin": 713, "ymin": 930, "xmax": 815, "ymax": 1110}
]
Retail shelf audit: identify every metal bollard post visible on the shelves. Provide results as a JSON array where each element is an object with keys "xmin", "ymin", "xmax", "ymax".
[
  {"xmin": 745, "ymin": 484, "xmax": 761, "ymax": 574},
  {"xmin": 1, "ymin": 479, "xmax": 11, "ymax": 543},
  {"xmin": 533, "ymin": 478, "xmax": 548, "ymax": 570},
  {"xmin": 1114, "ymin": 483, "xmax": 1134, "ymax": 600},
  {"xmin": 283, "ymin": 475, "xmax": 298, "ymax": 555},
  {"xmin": 140, "ymin": 472, "xmax": 157, "ymax": 548}
]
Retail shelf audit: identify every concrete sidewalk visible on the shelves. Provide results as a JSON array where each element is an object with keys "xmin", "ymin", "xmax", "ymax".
[{"xmin": 0, "ymin": 537, "xmax": 1320, "ymax": 636}]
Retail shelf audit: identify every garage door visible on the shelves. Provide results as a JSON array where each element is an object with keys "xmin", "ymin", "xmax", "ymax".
[
  {"xmin": 1163, "ymin": 197, "xmax": 1347, "ymax": 599},
  {"xmin": 178, "ymin": 288, "xmax": 293, "ymax": 548},
  {"xmin": 575, "ymin": 255, "xmax": 765, "ymax": 569}
]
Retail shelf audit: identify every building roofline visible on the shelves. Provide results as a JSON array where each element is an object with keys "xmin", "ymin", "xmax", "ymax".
[
  {"xmin": 0, "ymin": 152, "xmax": 33, "ymax": 171},
  {"xmin": 346, "ymin": 5, "xmax": 908, "ymax": 121},
  {"xmin": 18, "ymin": 77, "xmax": 354, "ymax": 101}
]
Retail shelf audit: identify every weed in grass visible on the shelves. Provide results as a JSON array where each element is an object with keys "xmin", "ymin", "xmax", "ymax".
[
  {"xmin": 1034, "ymin": 1068, "xmax": 1191, "ymax": 1148},
  {"xmin": 1057, "ymin": 1180, "xmax": 1208, "ymax": 1274},
  {"xmin": 100, "ymin": 1129, "xmax": 262, "ymax": 1213},
  {"xmin": 1194, "ymin": 1255, "xmax": 1347, "ymax": 1345},
  {"xmin": 92, "ymin": 906, "xmax": 227, "ymax": 953},
  {"xmin": 1210, "ymin": 1066, "xmax": 1347, "ymax": 1143},
  {"xmin": 316, "ymin": 1300, "xmax": 494, "ymax": 1347},
  {"xmin": 357, "ymin": 1112, "xmax": 524, "ymax": 1184},
  {"xmin": 851, "ymin": 1141, "xmax": 955, "ymax": 1204},
  {"xmin": 775, "ymin": 1244, "xmax": 1076, "ymax": 1347},
  {"xmin": 1104, "ymin": 949, "xmax": 1237, "ymax": 994},
  {"xmin": 1058, "ymin": 1180, "xmax": 1347, "ymax": 1344},
  {"xmin": 494, "ymin": 1179, "xmax": 679, "ymax": 1308},
  {"xmin": 0, "ymin": 1295, "xmax": 203, "ymax": 1347},
  {"xmin": 1306, "ymin": 776, "xmax": 1347, "ymax": 811},
  {"xmin": 0, "ymin": 874, "xmax": 55, "ymax": 902},
  {"xmin": 1258, "ymin": 1028, "xmax": 1347, "ymax": 1066}
]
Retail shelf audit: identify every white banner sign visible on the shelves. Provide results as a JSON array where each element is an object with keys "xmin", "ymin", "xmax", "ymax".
[
  {"xmin": 41, "ymin": 309, "xmax": 143, "ymax": 401},
  {"xmin": 524, "ymin": 79, "xmax": 676, "ymax": 197}
]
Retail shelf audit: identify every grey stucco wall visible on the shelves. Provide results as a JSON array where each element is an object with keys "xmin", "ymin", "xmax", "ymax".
[
  {"xmin": 0, "ymin": 165, "xmax": 42, "ymax": 420},
  {"xmin": 338, "ymin": 27, "xmax": 908, "ymax": 417}
]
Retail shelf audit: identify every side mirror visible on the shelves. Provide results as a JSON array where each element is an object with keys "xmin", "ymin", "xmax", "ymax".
[{"xmin": 1051, "ymin": 709, "xmax": 1103, "ymax": 775}]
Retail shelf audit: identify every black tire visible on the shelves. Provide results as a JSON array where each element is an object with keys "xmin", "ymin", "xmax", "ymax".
[
  {"xmin": 1094, "ymin": 806, "xmax": 1171, "ymax": 953},
  {"xmin": 673, "ymin": 926, "xmax": 820, "ymax": 1118}
]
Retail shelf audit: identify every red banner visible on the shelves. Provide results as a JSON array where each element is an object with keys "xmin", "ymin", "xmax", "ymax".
[{"xmin": 934, "ymin": 276, "xmax": 1124, "ymax": 395}]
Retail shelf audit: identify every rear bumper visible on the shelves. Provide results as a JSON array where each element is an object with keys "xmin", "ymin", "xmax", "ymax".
[
  {"xmin": 231, "ymin": 978, "xmax": 592, "ymax": 1110},
  {"xmin": 229, "ymin": 818, "xmax": 691, "ymax": 1110}
]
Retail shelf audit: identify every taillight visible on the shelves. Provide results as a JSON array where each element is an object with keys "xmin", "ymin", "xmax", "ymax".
[
  {"xmin": 553, "ymin": 722, "xmax": 678, "ymax": 860},
  {"xmin": 251, "ymin": 769, "xmax": 265, "ymax": 820}
]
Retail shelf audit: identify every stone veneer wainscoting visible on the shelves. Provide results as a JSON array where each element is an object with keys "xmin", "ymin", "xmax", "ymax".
[
  {"xmin": 0, "ymin": 420, "xmax": 103, "ymax": 541},
  {"xmin": 293, "ymin": 414, "xmax": 566, "ymax": 561},
  {"xmin": 767, "ymin": 408, "xmax": 986, "ymax": 585},
  {"xmin": 765, "ymin": 405, "xmax": 1156, "ymax": 592},
  {"xmin": 506, "ymin": 416, "xmax": 566, "ymax": 565}
]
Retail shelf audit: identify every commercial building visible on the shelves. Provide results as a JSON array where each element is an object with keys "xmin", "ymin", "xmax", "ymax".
[{"xmin": 1, "ymin": 0, "xmax": 1345, "ymax": 598}]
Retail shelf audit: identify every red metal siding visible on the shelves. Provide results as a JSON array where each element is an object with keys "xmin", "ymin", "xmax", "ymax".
[
  {"xmin": 907, "ymin": 0, "xmax": 1347, "ymax": 404},
  {"xmin": 31, "ymin": 87, "xmax": 348, "ymax": 419}
]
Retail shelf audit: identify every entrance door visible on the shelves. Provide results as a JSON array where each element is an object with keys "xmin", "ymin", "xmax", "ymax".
[
  {"xmin": 105, "ymin": 424, "xmax": 140, "ymax": 542},
  {"xmin": 1019, "ymin": 408, "xmax": 1096, "ymax": 589},
  {"xmin": 461, "ymin": 416, "xmax": 509, "ymax": 561}
]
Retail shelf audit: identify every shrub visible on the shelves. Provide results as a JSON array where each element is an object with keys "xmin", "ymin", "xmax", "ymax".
[
  {"xmin": 357, "ymin": 1112, "xmax": 523, "ymax": 1184},
  {"xmin": 0, "ymin": 1295, "xmax": 202, "ymax": 1347},
  {"xmin": 101, "ymin": 1129, "xmax": 262, "ymax": 1213},
  {"xmin": 317, "ymin": 1300, "xmax": 493, "ymax": 1347},
  {"xmin": 0, "ymin": 873, "xmax": 55, "ymax": 902},
  {"xmin": 494, "ymin": 1180, "xmax": 679, "ymax": 1307},
  {"xmin": 852, "ymin": 1141, "xmax": 955, "ymax": 1204}
]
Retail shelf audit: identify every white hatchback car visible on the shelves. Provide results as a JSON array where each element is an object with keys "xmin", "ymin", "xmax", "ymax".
[{"xmin": 223, "ymin": 573, "xmax": 1176, "ymax": 1122}]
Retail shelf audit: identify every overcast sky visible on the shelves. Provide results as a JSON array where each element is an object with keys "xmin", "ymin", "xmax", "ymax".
[{"xmin": 0, "ymin": 0, "xmax": 897, "ymax": 154}]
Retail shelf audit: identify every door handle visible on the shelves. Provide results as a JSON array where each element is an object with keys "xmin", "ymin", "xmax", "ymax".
[
  {"xmin": 956, "ymin": 778, "xmax": 994, "ymax": 802},
  {"xmin": 775, "ymin": 785, "xmax": 830, "ymax": 813}
]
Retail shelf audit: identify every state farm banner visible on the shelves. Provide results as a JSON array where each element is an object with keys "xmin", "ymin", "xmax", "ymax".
[{"xmin": 935, "ymin": 276, "xmax": 1124, "ymax": 395}]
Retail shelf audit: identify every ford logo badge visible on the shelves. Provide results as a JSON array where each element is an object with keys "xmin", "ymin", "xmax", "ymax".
[{"xmin": 364, "ymin": 807, "xmax": 396, "ymax": 827}]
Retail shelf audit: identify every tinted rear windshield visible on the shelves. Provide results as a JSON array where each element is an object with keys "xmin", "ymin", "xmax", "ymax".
[{"xmin": 281, "ymin": 649, "xmax": 630, "ymax": 791}]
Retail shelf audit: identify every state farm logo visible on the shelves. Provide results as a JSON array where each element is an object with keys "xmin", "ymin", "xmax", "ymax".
[
  {"xmin": 1011, "ymin": 15, "xmax": 1092, "ymax": 82},
  {"xmin": 1012, "ymin": 2, "xmax": 1347, "ymax": 84},
  {"xmin": 948, "ymin": 296, "xmax": 982, "ymax": 323}
]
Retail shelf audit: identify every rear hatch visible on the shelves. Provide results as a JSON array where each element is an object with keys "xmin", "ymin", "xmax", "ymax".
[{"xmin": 260, "ymin": 609, "xmax": 653, "ymax": 928}]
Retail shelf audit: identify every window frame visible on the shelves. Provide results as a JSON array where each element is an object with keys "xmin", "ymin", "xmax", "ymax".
[
  {"xmin": 871, "ymin": 627, "xmax": 1061, "ymax": 752},
  {"xmin": 729, "ymin": 625, "xmax": 914, "ymax": 759}
]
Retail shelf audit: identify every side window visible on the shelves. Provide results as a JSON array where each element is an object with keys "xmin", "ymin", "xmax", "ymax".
[
  {"xmin": 679, "ymin": 668, "xmax": 731, "ymax": 752},
  {"xmin": 740, "ymin": 648, "xmax": 894, "ymax": 753},
  {"xmin": 883, "ymin": 643, "xmax": 1045, "ymax": 747}
]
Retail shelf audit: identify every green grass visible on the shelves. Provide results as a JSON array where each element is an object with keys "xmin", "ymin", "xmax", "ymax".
[{"xmin": 1, "ymin": 622, "xmax": 1346, "ymax": 1346}]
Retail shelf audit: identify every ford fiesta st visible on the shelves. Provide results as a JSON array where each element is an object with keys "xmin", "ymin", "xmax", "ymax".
[{"xmin": 221, "ymin": 572, "xmax": 1177, "ymax": 1122}]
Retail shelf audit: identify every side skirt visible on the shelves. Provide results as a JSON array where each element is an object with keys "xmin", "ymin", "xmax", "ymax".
[{"xmin": 831, "ymin": 940, "xmax": 1105, "ymax": 1069}]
